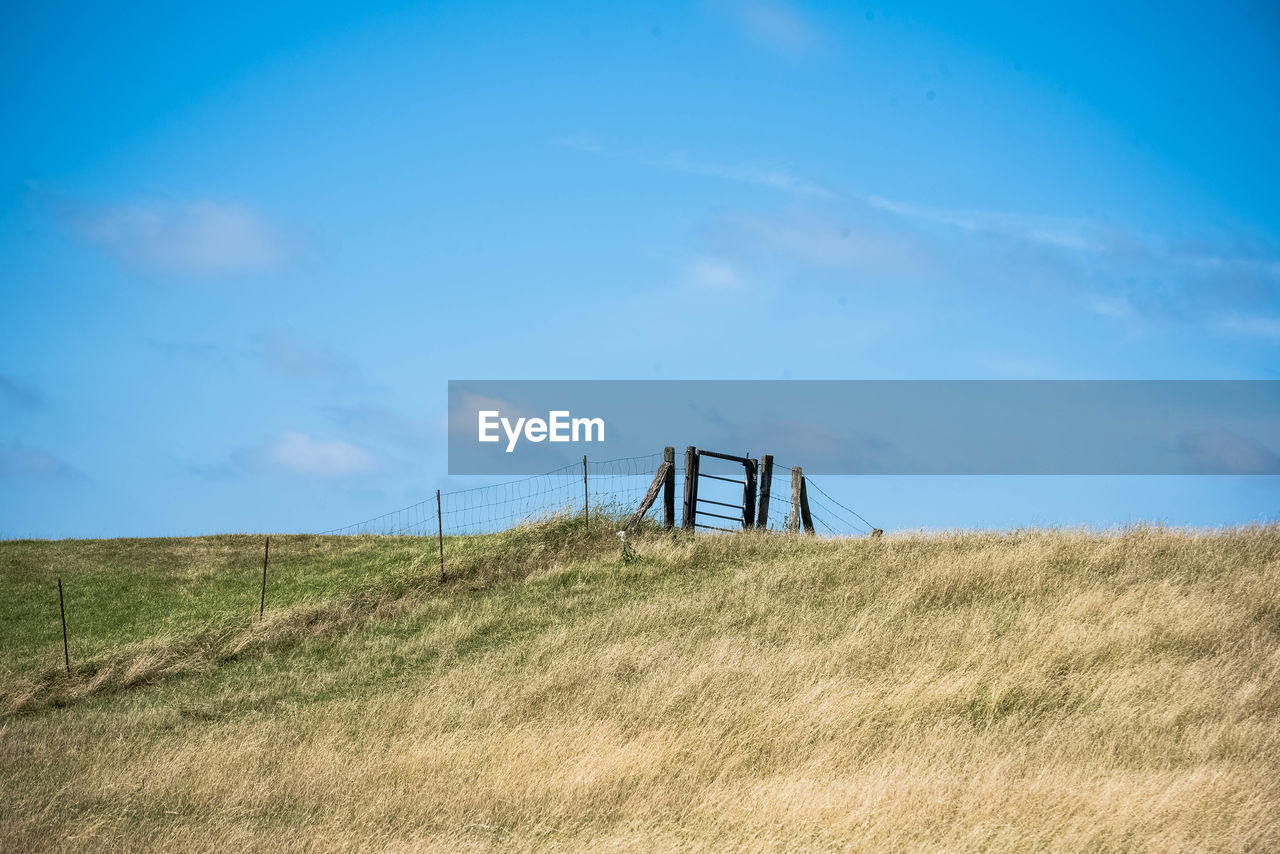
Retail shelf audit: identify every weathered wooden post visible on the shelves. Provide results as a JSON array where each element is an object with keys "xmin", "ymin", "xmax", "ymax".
[
  {"xmin": 624, "ymin": 458, "xmax": 673, "ymax": 532},
  {"xmin": 662, "ymin": 446, "xmax": 676, "ymax": 529},
  {"xmin": 789, "ymin": 467, "xmax": 802, "ymax": 532},
  {"xmin": 798, "ymin": 474, "xmax": 815, "ymax": 535},
  {"xmin": 756, "ymin": 454, "xmax": 773, "ymax": 529},
  {"xmin": 682, "ymin": 446, "xmax": 699, "ymax": 530},
  {"xmin": 743, "ymin": 456, "xmax": 757, "ymax": 529}
]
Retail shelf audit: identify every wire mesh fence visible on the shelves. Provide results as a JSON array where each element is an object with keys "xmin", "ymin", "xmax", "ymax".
[{"xmin": 319, "ymin": 452, "xmax": 878, "ymax": 538}]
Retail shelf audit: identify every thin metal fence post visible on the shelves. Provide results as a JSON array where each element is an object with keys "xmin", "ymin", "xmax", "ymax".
[
  {"xmin": 259, "ymin": 536, "xmax": 270, "ymax": 619},
  {"xmin": 437, "ymin": 489, "xmax": 445, "ymax": 582},
  {"xmin": 583, "ymin": 455, "xmax": 589, "ymax": 533},
  {"xmin": 58, "ymin": 578, "xmax": 70, "ymax": 675}
]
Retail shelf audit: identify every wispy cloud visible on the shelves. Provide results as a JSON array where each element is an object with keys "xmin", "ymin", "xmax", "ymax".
[
  {"xmin": 864, "ymin": 194, "xmax": 1280, "ymax": 316},
  {"xmin": 555, "ymin": 138, "xmax": 834, "ymax": 198},
  {"xmin": 718, "ymin": 208, "xmax": 929, "ymax": 271},
  {"xmin": 1176, "ymin": 430, "xmax": 1280, "ymax": 474},
  {"xmin": 688, "ymin": 257, "xmax": 741, "ymax": 288},
  {"xmin": 1086, "ymin": 294, "xmax": 1136, "ymax": 320},
  {"xmin": 560, "ymin": 132, "xmax": 1280, "ymax": 330},
  {"xmin": 235, "ymin": 432, "xmax": 376, "ymax": 477},
  {"xmin": 0, "ymin": 374, "xmax": 42, "ymax": 411},
  {"xmin": 555, "ymin": 134, "xmax": 603, "ymax": 154},
  {"xmin": 1210, "ymin": 314, "xmax": 1280, "ymax": 340},
  {"xmin": 864, "ymin": 196, "xmax": 1110, "ymax": 253},
  {"xmin": 324, "ymin": 404, "xmax": 437, "ymax": 450},
  {"xmin": 0, "ymin": 442, "xmax": 80, "ymax": 479},
  {"xmin": 253, "ymin": 331, "xmax": 354, "ymax": 379},
  {"xmin": 187, "ymin": 461, "xmax": 239, "ymax": 481},
  {"xmin": 704, "ymin": 192, "xmax": 1280, "ymax": 329},
  {"xmin": 711, "ymin": 0, "xmax": 822, "ymax": 54},
  {"xmin": 145, "ymin": 338, "xmax": 227, "ymax": 360},
  {"xmin": 662, "ymin": 152, "xmax": 835, "ymax": 198},
  {"xmin": 69, "ymin": 199, "xmax": 292, "ymax": 276}
]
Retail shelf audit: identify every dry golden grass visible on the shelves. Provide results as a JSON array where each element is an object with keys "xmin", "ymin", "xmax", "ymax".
[{"xmin": 2, "ymin": 524, "xmax": 1278, "ymax": 851}]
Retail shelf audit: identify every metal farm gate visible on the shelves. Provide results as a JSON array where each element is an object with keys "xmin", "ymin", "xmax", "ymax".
[{"xmin": 622, "ymin": 445, "xmax": 821, "ymax": 535}]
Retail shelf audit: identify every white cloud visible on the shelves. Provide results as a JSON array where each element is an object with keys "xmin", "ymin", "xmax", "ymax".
[
  {"xmin": 713, "ymin": 0, "xmax": 822, "ymax": 53},
  {"xmin": 73, "ymin": 200, "xmax": 291, "ymax": 275},
  {"xmin": 689, "ymin": 257, "xmax": 740, "ymax": 288},
  {"xmin": 241, "ymin": 432, "xmax": 375, "ymax": 477}
]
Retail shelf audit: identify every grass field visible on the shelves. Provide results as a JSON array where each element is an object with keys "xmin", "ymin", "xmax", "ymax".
[{"xmin": 2, "ymin": 520, "xmax": 1278, "ymax": 851}]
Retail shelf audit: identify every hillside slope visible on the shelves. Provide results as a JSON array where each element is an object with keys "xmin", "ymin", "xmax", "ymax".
[{"xmin": 2, "ymin": 524, "xmax": 1279, "ymax": 851}]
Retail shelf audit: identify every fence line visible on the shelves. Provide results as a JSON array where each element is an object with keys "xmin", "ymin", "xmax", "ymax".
[{"xmin": 319, "ymin": 453, "xmax": 877, "ymax": 538}]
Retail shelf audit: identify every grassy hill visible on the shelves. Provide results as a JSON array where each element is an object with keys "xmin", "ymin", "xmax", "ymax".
[{"xmin": 2, "ymin": 521, "xmax": 1278, "ymax": 851}]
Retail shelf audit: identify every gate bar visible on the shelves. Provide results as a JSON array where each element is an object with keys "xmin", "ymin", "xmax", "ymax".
[
  {"xmin": 698, "ymin": 449, "xmax": 753, "ymax": 464},
  {"xmin": 697, "ymin": 510, "xmax": 743, "ymax": 523},
  {"xmin": 697, "ymin": 497, "xmax": 741, "ymax": 510}
]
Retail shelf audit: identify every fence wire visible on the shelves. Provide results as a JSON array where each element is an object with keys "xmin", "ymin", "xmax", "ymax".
[{"xmin": 320, "ymin": 453, "xmax": 877, "ymax": 538}]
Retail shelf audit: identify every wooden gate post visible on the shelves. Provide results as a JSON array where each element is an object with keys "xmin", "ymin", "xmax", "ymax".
[
  {"xmin": 756, "ymin": 454, "xmax": 773, "ymax": 529},
  {"xmin": 662, "ymin": 446, "xmax": 676, "ymax": 529},
  {"xmin": 743, "ymin": 457, "xmax": 757, "ymax": 529},
  {"xmin": 682, "ymin": 446, "xmax": 698, "ymax": 530}
]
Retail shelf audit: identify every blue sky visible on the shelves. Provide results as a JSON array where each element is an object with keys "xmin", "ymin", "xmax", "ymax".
[{"xmin": 2, "ymin": 0, "xmax": 1278, "ymax": 537}]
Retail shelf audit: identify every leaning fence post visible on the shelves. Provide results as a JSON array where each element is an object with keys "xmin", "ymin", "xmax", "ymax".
[
  {"xmin": 798, "ymin": 475, "xmax": 815, "ymax": 535},
  {"xmin": 682, "ymin": 446, "xmax": 699, "ymax": 530},
  {"xmin": 756, "ymin": 454, "xmax": 773, "ymax": 530},
  {"xmin": 663, "ymin": 446, "xmax": 676, "ymax": 529},
  {"xmin": 57, "ymin": 577, "xmax": 70, "ymax": 675},
  {"xmin": 582, "ymin": 455, "xmax": 589, "ymax": 533},
  {"xmin": 437, "ymin": 489, "xmax": 445, "ymax": 582},
  {"xmin": 259, "ymin": 536, "xmax": 270, "ymax": 619},
  {"xmin": 624, "ymin": 461, "xmax": 672, "ymax": 532}
]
